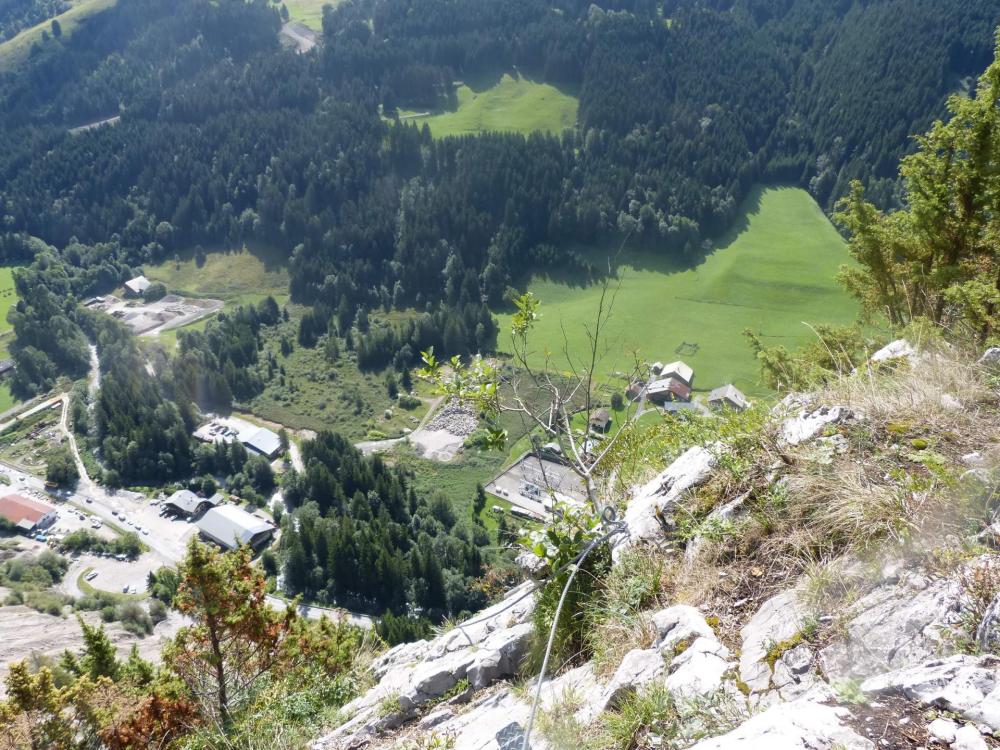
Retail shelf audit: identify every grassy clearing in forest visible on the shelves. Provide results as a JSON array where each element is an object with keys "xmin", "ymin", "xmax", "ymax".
[
  {"xmin": 0, "ymin": 0, "xmax": 117, "ymax": 71},
  {"xmin": 276, "ymin": 0, "xmax": 337, "ymax": 30},
  {"xmin": 247, "ymin": 308, "xmax": 436, "ymax": 440},
  {"xmin": 396, "ymin": 71, "xmax": 578, "ymax": 138},
  {"xmin": 144, "ymin": 247, "xmax": 290, "ymax": 349},
  {"xmin": 495, "ymin": 186, "xmax": 857, "ymax": 396}
]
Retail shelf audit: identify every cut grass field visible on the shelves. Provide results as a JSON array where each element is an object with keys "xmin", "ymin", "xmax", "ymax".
[
  {"xmin": 495, "ymin": 186, "xmax": 858, "ymax": 396},
  {"xmin": 277, "ymin": 0, "xmax": 337, "ymax": 31},
  {"xmin": 0, "ymin": 0, "xmax": 116, "ymax": 71},
  {"xmin": 397, "ymin": 72, "xmax": 578, "ymax": 138}
]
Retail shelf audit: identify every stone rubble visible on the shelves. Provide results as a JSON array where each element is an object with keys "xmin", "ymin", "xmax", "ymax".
[{"xmin": 422, "ymin": 401, "xmax": 479, "ymax": 437}]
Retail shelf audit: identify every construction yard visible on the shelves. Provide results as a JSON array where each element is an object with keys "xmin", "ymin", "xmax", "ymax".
[
  {"xmin": 85, "ymin": 293, "xmax": 223, "ymax": 336},
  {"xmin": 484, "ymin": 451, "xmax": 587, "ymax": 519}
]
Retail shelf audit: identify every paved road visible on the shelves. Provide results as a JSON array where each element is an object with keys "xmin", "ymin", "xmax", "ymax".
[{"xmin": 265, "ymin": 595, "xmax": 373, "ymax": 629}]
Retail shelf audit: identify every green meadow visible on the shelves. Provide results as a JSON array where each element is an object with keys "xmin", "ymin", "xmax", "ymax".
[
  {"xmin": 397, "ymin": 72, "xmax": 578, "ymax": 138},
  {"xmin": 0, "ymin": 267, "xmax": 21, "ymax": 413},
  {"xmin": 0, "ymin": 0, "xmax": 117, "ymax": 71},
  {"xmin": 495, "ymin": 186, "xmax": 858, "ymax": 396}
]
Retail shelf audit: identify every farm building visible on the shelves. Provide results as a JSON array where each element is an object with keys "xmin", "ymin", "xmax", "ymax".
[
  {"xmin": 0, "ymin": 494, "xmax": 58, "ymax": 533},
  {"xmin": 196, "ymin": 505, "xmax": 274, "ymax": 551},
  {"xmin": 0, "ymin": 359, "xmax": 15, "ymax": 377},
  {"xmin": 123, "ymin": 275, "xmax": 151, "ymax": 297},
  {"xmin": 589, "ymin": 408, "xmax": 612, "ymax": 433},
  {"xmin": 660, "ymin": 361, "xmax": 694, "ymax": 386},
  {"xmin": 164, "ymin": 489, "xmax": 223, "ymax": 517},
  {"xmin": 708, "ymin": 384, "xmax": 749, "ymax": 412},
  {"xmin": 238, "ymin": 426, "xmax": 283, "ymax": 459},
  {"xmin": 650, "ymin": 361, "xmax": 664, "ymax": 376},
  {"xmin": 646, "ymin": 377, "xmax": 692, "ymax": 404}
]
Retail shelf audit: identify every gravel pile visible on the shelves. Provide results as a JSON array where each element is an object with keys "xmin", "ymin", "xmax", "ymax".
[{"xmin": 424, "ymin": 402, "xmax": 479, "ymax": 436}]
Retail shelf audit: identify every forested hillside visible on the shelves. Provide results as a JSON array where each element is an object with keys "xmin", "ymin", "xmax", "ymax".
[{"xmin": 0, "ymin": 0, "xmax": 995, "ymax": 371}]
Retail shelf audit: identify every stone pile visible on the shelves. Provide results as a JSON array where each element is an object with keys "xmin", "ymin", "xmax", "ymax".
[{"xmin": 424, "ymin": 402, "xmax": 479, "ymax": 437}]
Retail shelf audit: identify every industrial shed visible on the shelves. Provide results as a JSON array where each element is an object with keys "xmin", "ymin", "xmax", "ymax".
[
  {"xmin": 164, "ymin": 489, "xmax": 223, "ymax": 517},
  {"xmin": 123, "ymin": 275, "xmax": 151, "ymax": 297},
  {"xmin": 238, "ymin": 426, "xmax": 283, "ymax": 460},
  {"xmin": 196, "ymin": 505, "xmax": 274, "ymax": 551}
]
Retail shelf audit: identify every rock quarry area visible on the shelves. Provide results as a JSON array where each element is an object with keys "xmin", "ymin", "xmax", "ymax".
[{"xmin": 313, "ymin": 344, "xmax": 1000, "ymax": 750}]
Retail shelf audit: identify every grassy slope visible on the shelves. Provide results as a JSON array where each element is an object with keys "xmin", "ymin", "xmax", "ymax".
[
  {"xmin": 144, "ymin": 247, "xmax": 290, "ymax": 349},
  {"xmin": 495, "ymin": 186, "xmax": 857, "ymax": 396},
  {"xmin": 0, "ymin": 0, "xmax": 116, "ymax": 71},
  {"xmin": 398, "ymin": 72, "xmax": 578, "ymax": 138},
  {"xmin": 0, "ymin": 268, "xmax": 22, "ymax": 412}
]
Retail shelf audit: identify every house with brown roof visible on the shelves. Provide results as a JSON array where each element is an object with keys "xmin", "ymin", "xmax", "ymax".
[
  {"xmin": 588, "ymin": 408, "xmax": 612, "ymax": 433},
  {"xmin": 646, "ymin": 377, "xmax": 692, "ymax": 404},
  {"xmin": 0, "ymin": 494, "xmax": 58, "ymax": 533},
  {"xmin": 625, "ymin": 381, "xmax": 644, "ymax": 402}
]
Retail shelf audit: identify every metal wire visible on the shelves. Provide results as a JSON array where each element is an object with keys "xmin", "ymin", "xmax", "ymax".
[{"xmin": 521, "ymin": 509, "xmax": 627, "ymax": 750}]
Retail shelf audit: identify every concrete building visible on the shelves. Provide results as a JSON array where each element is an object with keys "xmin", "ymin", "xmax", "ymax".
[
  {"xmin": 646, "ymin": 377, "xmax": 692, "ymax": 404},
  {"xmin": 164, "ymin": 489, "xmax": 223, "ymax": 517},
  {"xmin": 708, "ymin": 384, "xmax": 749, "ymax": 412},
  {"xmin": 196, "ymin": 505, "xmax": 274, "ymax": 551},
  {"xmin": 123, "ymin": 275, "xmax": 151, "ymax": 297},
  {"xmin": 238, "ymin": 426, "xmax": 283, "ymax": 459},
  {"xmin": 0, "ymin": 494, "xmax": 58, "ymax": 533},
  {"xmin": 661, "ymin": 361, "xmax": 694, "ymax": 386}
]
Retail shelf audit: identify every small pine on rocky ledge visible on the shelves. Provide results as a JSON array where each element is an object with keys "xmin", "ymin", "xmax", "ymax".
[{"xmin": 312, "ymin": 342, "xmax": 1000, "ymax": 750}]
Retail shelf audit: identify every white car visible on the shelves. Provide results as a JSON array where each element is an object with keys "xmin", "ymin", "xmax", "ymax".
[
  {"xmin": 140, "ymin": 527, "xmax": 149, "ymax": 535},
  {"xmin": 85, "ymin": 571, "xmax": 98, "ymax": 582}
]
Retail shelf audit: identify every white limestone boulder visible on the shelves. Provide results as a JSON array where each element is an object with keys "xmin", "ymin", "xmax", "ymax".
[
  {"xmin": 739, "ymin": 588, "xmax": 810, "ymax": 694},
  {"xmin": 614, "ymin": 446, "xmax": 717, "ymax": 561},
  {"xmin": 860, "ymin": 654, "xmax": 1000, "ymax": 732},
  {"xmin": 664, "ymin": 636, "xmax": 733, "ymax": 699},
  {"xmin": 818, "ymin": 572, "xmax": 964, "ymax": 683},
  {"xmin": 684, "ymin": 700, "xmax": 873, "ymax": 749}
]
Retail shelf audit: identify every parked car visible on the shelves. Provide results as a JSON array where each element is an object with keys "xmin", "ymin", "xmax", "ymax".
[{"xmin": 85, "ymin": 571, "xmax": 98, "ymax": 582}]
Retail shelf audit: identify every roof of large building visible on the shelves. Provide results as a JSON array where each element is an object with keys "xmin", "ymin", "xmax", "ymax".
[
  {"xmin": 196, "ymin": 505, "xmax": 273, "ymax": 549},
  {"xmin": 661, "ymin": 361, "xmax": 694, "ymax": 385},
  {"xmin": 124, "ymin": 275, "xmax": 151, "ymax": 294},
  {"xmin": 0, "ymin": 494, "xmax": 56, "ymax": 530},
  {"xmin": 164, "ymin": 489, "xmax": 223, "ymax": 515},
  {"xmin": 238, "ymin": 426, "xmax": 282, "ymax": 457},
  {"xmin": 708, "ymin": 384, "xmax": 749, "ymax": 410}
]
